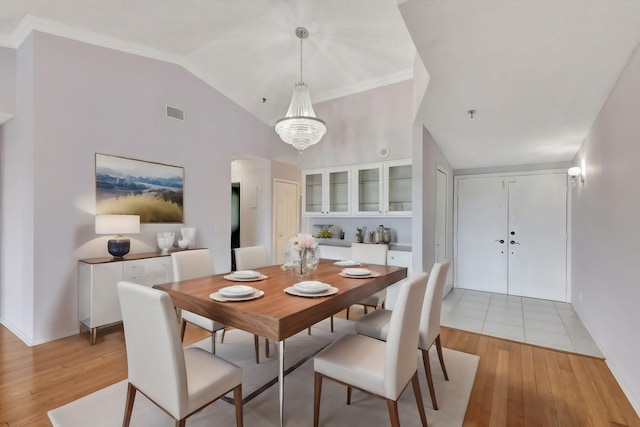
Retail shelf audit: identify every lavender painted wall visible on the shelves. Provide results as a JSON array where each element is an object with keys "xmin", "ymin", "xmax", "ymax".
[
  {"xmin": 298, "ymin": 80, "xmax": 414, "ymax": 170},
  {"xmin": 571, "ymin": 43, "xmax": 640, "ymax": 411},
  {"xmin": 1, "ymin": 32, "xmax": 279, "ymax": 344},
  {"xmin": 0, "ymin": 35, "xmax": 35, "ymax": 342},
  {"xmin": 415, "ymin": 125, "xmax": 453, "ymax": 279},
  {"xmin": 0, "ymin": 46, "xmax": 16, "ymax": 122}
]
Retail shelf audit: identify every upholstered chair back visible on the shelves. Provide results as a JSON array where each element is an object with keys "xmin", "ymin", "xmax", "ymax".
[
  {"xmin": 419, "ymin": 260, "xmax": 451, "ymax": 350},
  {"xmin": 383, "ymin": 272, "xmax": 428, "ymax": 398},
  {"xmin": 171, "ymin": 249, "xmax": 214, "ymax": 281},
  {"xmin": 117, "ymin": 281, "xmax": 187, "ymax": 419},
  {"xmin": 350, "ymin": 242, "xmax": 388, "ymax": 265},
  {"xmin": 234, "ymin": 246, "xmax": 270, "ymax": 270}
]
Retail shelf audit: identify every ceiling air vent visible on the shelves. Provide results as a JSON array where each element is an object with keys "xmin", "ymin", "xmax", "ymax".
[{"xmin": 166, "ymin": 105, "xmax": 185, "ymax": 120}]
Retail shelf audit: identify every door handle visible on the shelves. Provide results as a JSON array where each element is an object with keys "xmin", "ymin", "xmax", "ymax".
[
  {"xmin": 510, "ymin": 240, "xmax": 520, "ymax": 245},
  {"xmin": 495, "ymin": 239, "xmax": 505, "ymax": 244}
]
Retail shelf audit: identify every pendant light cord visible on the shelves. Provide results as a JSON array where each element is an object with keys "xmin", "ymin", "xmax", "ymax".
[{"xmin": 299, "ymin": 36, "xmax": 303, "ymax": 83}]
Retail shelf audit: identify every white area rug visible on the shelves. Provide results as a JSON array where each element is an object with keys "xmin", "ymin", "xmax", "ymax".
[{"xmin": 49, "ymin": 319, "xmax": 478, "ymax": 426}]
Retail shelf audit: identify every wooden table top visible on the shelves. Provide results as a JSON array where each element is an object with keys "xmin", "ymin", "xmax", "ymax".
[{"xmin": 154, "ymin": 259, "xmax": 407, "ymax": 341}]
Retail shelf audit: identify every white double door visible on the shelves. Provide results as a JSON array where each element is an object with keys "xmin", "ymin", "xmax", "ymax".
[{"xmin": 456, "ymin": 173, "xmax": 568, "ymax": 301}]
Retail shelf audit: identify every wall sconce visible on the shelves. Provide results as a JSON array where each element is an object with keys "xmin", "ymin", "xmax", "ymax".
[
  {"xmin": 568, "ymin": 166, "xmax": 583, "ymax": 187},
  {"xmin": 95, "ymin": 214, "xmax": 140, "ymax": 259}
]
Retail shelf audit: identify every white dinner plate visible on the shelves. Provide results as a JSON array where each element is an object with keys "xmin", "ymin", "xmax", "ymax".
[
  {"xmin": 218, "ymin": 285, "xmax": 256, "ymax": 298},
  {"xmin": 334, "ymin": 260, "xmax": 360, "ymax": 267},
  {"xmin": 343, "ymin": 268, "xmax": 373, "ymax": 276},
  {"xmin": 293, "ymin": 281, "xmax": 330, "ymax": 294},
  {"xmin": 210, "ymin": 290, "xmax": 264, "ymax": 302},
  {"xmin": 233, "ymin": 270, "xmax": 260, "ymax": 279},
  {"xmin": 284, "ymin": 286, "xmax": 338, "ymax": 298}
]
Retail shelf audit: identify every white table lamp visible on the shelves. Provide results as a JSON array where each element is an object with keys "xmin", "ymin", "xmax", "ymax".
[{"xmin": 95, "ymin": 214, "xmax": 140, "ymax": 259}]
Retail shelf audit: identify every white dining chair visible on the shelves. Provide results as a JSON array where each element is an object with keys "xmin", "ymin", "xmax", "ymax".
[
  {"xmin": 346, "ymin": 242, "xmax": 389, "ymax": 319},
  {"xmin": 233, "ymin": 245, "xmax": 271, "ymax": 359},
  {"xmin": 234, "ymin": 245, "xmax": 270, "ymax": 270},
  {"xmin": 355, "ymin": 259, "xmax": 451, "ymax": 410},
  {"xmin": 117, "ymin": 281, "xmax": 243, "ymax": 427},
  {"xmin": 172, "ymin": 249, "xmax": 265, "ymax": 363},
  {"xmin": 313, "ymin": 272, "xmax": 429, "ymax": 427}
]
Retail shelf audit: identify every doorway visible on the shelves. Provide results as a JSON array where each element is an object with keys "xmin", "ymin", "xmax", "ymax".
[
  {"xmin": 455, "ymin": 172, "xmax": 568, "ymax": 301},
  {"xmin": 273, "ymin": 179, "xmax": 300, "ymax": 264},
  {"xmin": 231, "ymin": 182, "xmax": 240, "ymax": 271}
]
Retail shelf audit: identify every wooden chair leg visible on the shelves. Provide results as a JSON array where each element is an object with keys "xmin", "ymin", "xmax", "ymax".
[
  {"xmin": 435, "ymin": 335, "xmax": 449, "ymax": 380},
  {"xmin": 254, "ymin": 335, "xmax": 260, "ymax": 364},
  {"xmin": 363, "ymin": 305, "xmax": 369, "ymax": 315},
  {"xmin": 211, "ymin": 331, "xmax": 216, "ymax": 354},
  {"xmin": 330, "ymin": 315, "xmax": 334, "ymax": 332},
  {"xmin": 180, "ymin": 319, "xmax": 187, "ymax": 341},
  {"xmin": 265, "ymin": 338, "xmax": 270, "ymax": 358},
  {"xmin": 123, "ymin": 382, "xmax": 136, "ymax": 427},
  {"xmin": 220, "ymin": 328, "xmax": 226, "ymax": 343},
  {"xmin": 347, "ymin": 386, "xmax": 352, "ymax": 405},
  {"xmin": 234, "ymin": 384, "xmax": 243, "ymax": 427},
  {"xmin": 386, "ymin": 398, "xmax": 401, "ymax": 427},
  {"xmin": 308, "ymin": 327, "xmax": 312, "ymax": 335},
  {"xmin": 412, "ymin": 372, "xmax": 429, "ymax": 427},
  {"xmin": 314, "ymin": 373, "xmax": 323, "ymax": 427},
  {"xmin": 422, "ymin": 348, "xmax": 438, "ymax": 410},
  {"xmin": 346, "ymin": 305, "xmax": 351, "ymax": 320},
  {"xmin": 176, "ymin": 419, "xmax": 186, "ymax": 427}
]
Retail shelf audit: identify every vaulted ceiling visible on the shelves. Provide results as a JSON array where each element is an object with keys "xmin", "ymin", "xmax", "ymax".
[{"xmin": 2, "ymin": 0, "xmax": 640, "ymax": 169}]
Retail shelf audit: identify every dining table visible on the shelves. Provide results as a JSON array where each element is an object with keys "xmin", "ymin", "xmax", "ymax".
[{"xmin": 154, "ymin": 258, "xmax": 408, "ymax": 426}]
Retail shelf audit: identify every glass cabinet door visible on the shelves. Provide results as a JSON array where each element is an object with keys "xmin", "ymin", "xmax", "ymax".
[
  {"xmin": 354, "ymin": 165, "xmax": 383, "ymax": 215},
  {"xmin": 385, "ymin": 162, "xmax": 412, "ymax": 215},
  {"xmin": 327, "ymin": 169, "xmax": 350, "ymax": 214},
  {"xmin": 303, "ymin": 172, "xmax": 324, "ymax": 215}
]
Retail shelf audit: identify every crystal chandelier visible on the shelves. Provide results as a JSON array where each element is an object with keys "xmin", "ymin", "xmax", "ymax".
[{"xmin": 275, "ymin": 27, "xmax": 327, "ymax": 151}]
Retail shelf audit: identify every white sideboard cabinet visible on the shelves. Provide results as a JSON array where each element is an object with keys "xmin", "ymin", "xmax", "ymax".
[{"xmin": 78, "ymin": 251, "xmax": 174, "ymax": 344}]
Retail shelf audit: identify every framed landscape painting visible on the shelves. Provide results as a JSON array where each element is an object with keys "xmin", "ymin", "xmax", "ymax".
[{"xmin": 95, "ymin": 153, "xmax": 184, "ymax": 223}]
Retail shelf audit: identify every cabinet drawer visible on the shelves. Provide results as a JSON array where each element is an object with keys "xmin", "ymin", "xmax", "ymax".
[
  {"xmin": 155, "ymin": 256, "xmax": 173, "ymax": 272},
  {"xmin": 123, "ymin": 259, "xmax": 154, "ymax": 275}
]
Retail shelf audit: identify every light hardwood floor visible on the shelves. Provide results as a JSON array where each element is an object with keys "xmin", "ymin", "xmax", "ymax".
[{"xmin": 1, "ymin": 308, "xmax": 639, "ymax": 427}]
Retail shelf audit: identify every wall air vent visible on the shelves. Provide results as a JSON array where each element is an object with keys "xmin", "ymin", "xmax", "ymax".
[{"xmin": 166, "ymin": 105, "xmax": 185, "ymax": 120}]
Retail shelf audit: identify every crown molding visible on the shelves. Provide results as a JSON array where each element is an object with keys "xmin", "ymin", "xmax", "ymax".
[
  {"xmin": 11, "ymin": 15, "xmax": 182, "ymax": 66},
  {"xmin": 313, "ymin": 68, "xmax": 414, "ymax": 103}
]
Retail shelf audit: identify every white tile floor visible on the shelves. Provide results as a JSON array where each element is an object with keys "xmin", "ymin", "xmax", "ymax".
[{"xmin": 441, "ymin": 288, "xmax": 604, "ymax": 358}]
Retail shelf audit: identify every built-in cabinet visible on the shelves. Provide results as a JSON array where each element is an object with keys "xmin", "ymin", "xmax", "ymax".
[
  {"xmin": 78, "ymin": 251, "xmax": 174, "ymax": 344},
  {"xmin": 304, "ymin": 159, "xmax": 411, "ymax": 217}
]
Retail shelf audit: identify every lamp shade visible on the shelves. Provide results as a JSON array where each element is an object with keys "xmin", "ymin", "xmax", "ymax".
[{"xmin": 95, "ymin": 215, "xmax": 140, "ymax": 235}]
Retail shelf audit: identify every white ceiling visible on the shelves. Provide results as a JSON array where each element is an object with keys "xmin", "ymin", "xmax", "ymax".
[{"xmin": 2, "ymin": 0, "xmax": 640, "ymax": 169}]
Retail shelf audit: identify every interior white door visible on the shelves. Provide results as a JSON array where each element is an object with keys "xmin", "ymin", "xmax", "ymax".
[
  {"xmin": 273, "ymin": 179, "xmax": 300, "ymax": 264},
  {"xmin": 456, "ymin": 177, "xmax": 508, "ymax": 293},
  {"xmin": 507, "ymin": 174, "xmax": 567, "ymax": 300}
]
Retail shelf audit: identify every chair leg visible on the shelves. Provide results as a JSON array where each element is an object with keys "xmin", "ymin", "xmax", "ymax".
[
  {"xmin": 308, "ymin": 327, "xmax": 312, "ymax": 335},
  {"xmin": 346, "ymin": 305, "xmax": 350, "ymax": 320},
  {"xmin": 180, "ymin": 319, "xmax": 187, "ymax": 341},
  {"xmin": 421, "ymin": 348, "xmax": 438, "ymax": 410},
  {"xmin": 175, "ymin": 419, "xmax": 186, "ymax": 427},
  {"xmin": 314, "ymin": 373, "xmax": 323, "ymax": 427},
  {"xmin": 123, "ymin": 382, "xmax": 136, "ymax": 427},
  {"xmin": 211, "ymin": 332, "xmax": 216, "ymax": 354},
  {"xmin": 254, "ymin": 335, "xmax": 260, "ymax": 364},
  {"xmin": 412, "ymin": 372, "xmax": 429, "ymax": 427},
  {"xmin": 265, "ymin": 338, "xmax": 270, "ymax": 358},
  {"xmin": 363, "ymin": 305, "xmax": 369, "ymax": 315},
  {"xmin": 330, "ymin": 315, "xmax": 334, "ymax": 332},
  {"xmin": 347, "ymin": 386, "xmax": 352, "ymax": 405},
  {"xmin": 234, "ymin": 384, "xmax": 243, "ymax": 427},
  {"xmin": 386, "ymin": 398, "xmax": 401, "ymax": 427},
  {"xmin": 435, "ymin": 334, "xmax": 449, "ymax": 380},
  {"xmin": 220, "ymin": 328, "xmax": 226, "ymax": 343}
]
